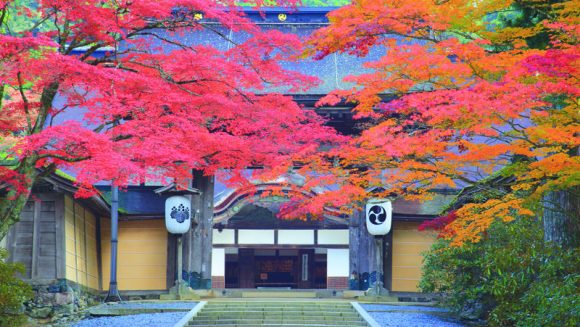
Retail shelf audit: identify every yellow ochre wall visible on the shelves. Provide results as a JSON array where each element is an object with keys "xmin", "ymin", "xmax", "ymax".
[
  {"xmin": 101, "ymin": 219, "xmax": 168, "ymax": 291},
  {"xmin": 64, "ymin": 196, "xmax": 99, "ymax": 289},
  {"xmin": 391, "ymin": 221, "xmax": 436, "ymax": 292}
]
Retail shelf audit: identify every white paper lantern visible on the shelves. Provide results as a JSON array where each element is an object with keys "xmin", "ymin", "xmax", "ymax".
[
  {"xmin": 366, "ymin": 199, "xmax": 392, "ymax": 236},
  {"xmin": 165, "ymin": 195, "xmax": 191, "ymax": 234}
]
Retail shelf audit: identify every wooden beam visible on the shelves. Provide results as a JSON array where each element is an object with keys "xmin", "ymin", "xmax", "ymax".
[
  {"xmin": 54, "ymin": 195, "xmax": 65, "ymax": 279},
  {"xmin": 166, "ymin": 233, "xmax": 177, "ymax": 289},
  {"xmin": 212, "ymin": 244, "xmax": 348, "ymax": 249},
  {"xmin": 96, "ymin": 214, "xmax": 103, "ymax": 290},
  {"xmin": 31, "ymin": 199, "xmax": 41, "ymax": 279},
  {"xmin": 384, "ymin": 230, "xmax": 393, "ymax": 291}
]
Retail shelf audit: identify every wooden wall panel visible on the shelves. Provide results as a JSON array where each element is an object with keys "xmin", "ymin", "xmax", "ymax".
[
  {"xmin": 64, "ymin": 196, "xmax": 99, "ymax": 289},
  {"xmin": 85, "ymin": 211, "xmax": 99, "ymax": 290},
  {"xmin": 391, "ymin": 222, "xmax": 436, "ymax": 292},
  {"xmin": 9, "ymin": 201, "xmax": 35, "ymax": 279},
  {"xmin": 101, "ymin": 219, "xmax": 167, "ymax": 291},
  {"xmin": 64, "ymin": 197, "xmax": 77, "ymax": 282},
  {"xmin": 8, "ymin": 195, "xmax": 60, "ymax": 280}
]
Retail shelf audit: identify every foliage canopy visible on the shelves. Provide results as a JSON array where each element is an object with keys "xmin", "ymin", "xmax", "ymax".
[
  {"xmin": 0, "ymin": 0, "xmax": 343, "ymax": 239},
  {"xmin": 284, "ymin": 0, "xmax": 580, "ymax": 245}
]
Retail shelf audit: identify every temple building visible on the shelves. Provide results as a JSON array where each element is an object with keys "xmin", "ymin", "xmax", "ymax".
[
  {"xmin": 2, "ymin": 7, "xmax": 455, "ymax": 298},
  {"xmin": 3, "ymin": 172, "xmax": 452, "ymax": 295}
]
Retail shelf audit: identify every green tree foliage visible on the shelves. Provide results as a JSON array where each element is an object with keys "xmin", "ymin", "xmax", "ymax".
[
  {"xmin": 421, "ymin": 218, "xmax": 580, "ymax": 326},
  {"xmin": 0, "ymin": 248, "xmax": 33, "ymax": 327}
]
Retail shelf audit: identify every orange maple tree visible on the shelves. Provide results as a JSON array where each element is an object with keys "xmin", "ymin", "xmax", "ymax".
[{"xmin": 283, "ymin": 0, "xmax": 579, "ymax": 245}]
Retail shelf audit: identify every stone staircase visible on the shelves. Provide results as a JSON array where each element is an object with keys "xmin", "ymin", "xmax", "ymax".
[{"xmin": 187, "ymin": 300, "xmax": 370, "ymax": 326}]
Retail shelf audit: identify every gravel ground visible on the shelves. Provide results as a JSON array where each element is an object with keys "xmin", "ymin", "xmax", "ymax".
[
  {"xmin": 101, "ymin": 301, "xmax": 196, "ymax": 310},
  {"xmin": 361, "ymin": 304, "xmax": 464, "ymax": 327},
  {"xmin": 363, "ymin": 304, "xmax": 450, "ymax": 313},
  {"xmin": 74, "ymin": 302, "xmax": 197, "ymax": 327},
  {"xmin": 72, "ymin": 312, "xmax": 186, "ymax": 327}
]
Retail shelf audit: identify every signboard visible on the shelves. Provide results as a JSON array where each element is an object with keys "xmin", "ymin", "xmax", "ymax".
[
  {"xmin": 165, "ymin": 195, "xmax": 191, "ymax": 234},
  {"xmin": 366, "ymin": 199, "xmax": 392, "ymax": 236}
]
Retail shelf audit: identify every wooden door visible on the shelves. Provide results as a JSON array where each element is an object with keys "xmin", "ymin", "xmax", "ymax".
[
  {"xmin": 238, "ymin": 248, "xmax": 255, "ymax": 288},
  {"xmin": 297, "ymin": 249, "xmax": 315, "ymax": 289}
]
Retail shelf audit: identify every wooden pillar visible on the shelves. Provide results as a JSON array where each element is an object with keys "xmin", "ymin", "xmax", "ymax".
[
  {"xmin": 200, "ymin": 175, "xmax": 214, "ymax": 286},
  {"xmin": 383, "ymin": 230, "xmax": 393, "ymax": 291},
  {"xmin": 365, "ymin": 212, "xmax": 377, "ymax": 291},
  {"xmin": 349, "ymin": 210, "xmax": 360, "ymax": 279},
  {"xmin": 349, "ymin": 209, "xmax": 372, "ymax": 290},
  {"xmin": 184, "ymin": 170, "xmax": 214, "ymax": 289},
  {"xmin": 166, "ymin": 233, "xmax": 177, "ymax": 289},
  {"xmin": 360, "ymin": 228, "xmax": 371, "ymax": 273}
]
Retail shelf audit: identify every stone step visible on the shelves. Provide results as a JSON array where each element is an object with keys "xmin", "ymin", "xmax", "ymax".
[
  {"xmin": 194, "ymin": 316, "xmax": 363, "ymax": 321},
  {"xmin": 189, "ymin": 319, "xmax": 367, "ymax": 325},
  {"xmin": 197, "ymin": 312, "xmax": 361, "ymax": 318},
  {"xmin": 203, "ymin": 307, "xmax": 354, "ymax": 311},
  {"xmin": 196, "ymin": 316, "xmax": 362, "ymax": 321},
  {"xmin": 187, "ymin": 301, "xmax": 370, "ymax": 327},
  {"xmin": 190, "ymin": 324, "xmax": 368, "ymax": 326},
  {"xmin": 200, "ymin": 310, "xmax": 357, "ymax": 315},
  {"xmin": 208, "ymin": 301, "xmax": 349, "ymax": 306},
  {"xmin": 207, "ymin": 303, "xmax": 352, "ymax": 309},
  {"xmin": 189, "ymin": 324, "xmax": 367, "ymax": 327},
  {"xmin": 241, "ymin": 291, "xmax": 318, "ymax": 298}
]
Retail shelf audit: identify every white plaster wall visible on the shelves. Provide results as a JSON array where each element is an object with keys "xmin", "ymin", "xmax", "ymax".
[
  {"xmin": 317, "ymin": 230, "xmax": 349, "ymax": 245},
  {"xmin": 211, "ymin": 248, "xmax": 225, "ymax": 277},
  {"xmin": 327, "ymin": 249, "xmax": 349, "ymax": 277},
  {"xmin": 277, "ymin": 230, "xmax": 314, "ymax": 245},
  {"xmin": 238, "ymin": 229, "xmax": 275, "ymax": 244},
  {"xmin": 212, "ymin": 229, "xmax": 235, "ymax": 244}
]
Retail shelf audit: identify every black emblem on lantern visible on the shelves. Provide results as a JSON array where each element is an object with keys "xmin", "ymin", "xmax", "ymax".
[
  {"xmin": 368, "ymin": 205, "xmax": 387, "ymax": 225},
  {"xmin": 170, "ymin": 204, "xmax": 190, "ymax": 223}
]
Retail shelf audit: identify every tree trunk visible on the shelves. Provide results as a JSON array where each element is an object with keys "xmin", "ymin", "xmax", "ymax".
[
  {"xmin": 0, "ymin": 161, "xmax": 37, "ymax": 241},
  {"xmin": 543, "ymin": 186, "xmax": 580, "ymax": 248},
  {"xmin": 0, "ymin": 83, "xmax": 58, "ymax": 242}
]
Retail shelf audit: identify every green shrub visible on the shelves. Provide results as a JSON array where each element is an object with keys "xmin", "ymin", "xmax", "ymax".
[
  {"xmin": 505, "ymin": 247, "xmax": 579, "ymax": 327},
  {"xmin": 0, "ymin": 248, "xmax": 33, "ymax": 327},
  {"xmin": 420, "ymin": 218, "xmax": 580, "ymax": 326}
]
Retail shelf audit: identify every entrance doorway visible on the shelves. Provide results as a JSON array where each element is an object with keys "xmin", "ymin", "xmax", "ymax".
[{"xmin": 224, "ymin": 248, "xmax": 327, "ymax": 289}]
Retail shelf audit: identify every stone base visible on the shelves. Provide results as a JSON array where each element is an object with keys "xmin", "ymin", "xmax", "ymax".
[
  {"xmin": 366, "ymin": 285, "xmax": 390, "ymax": 296},
  {"xmin": 358, "ymin": 284, "xmax": 399, "ymax": 302},
  {"xmin": 25, "ymin": 279, "xmax": 100, "ymax": 325},
  {"xmin": 160, "ymin": 281, "xmax": 200, "ymax": 300},
  {"xmin": 342, "ymin": 290, "xmax": 366, "ymax": 299},
  {"xmin": 357, "ymin": 294, "xmax": 399, "ymax": 302}
]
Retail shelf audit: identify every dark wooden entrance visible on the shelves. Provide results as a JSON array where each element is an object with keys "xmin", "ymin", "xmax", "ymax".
[
  {"xmin": 226, "ymin": 248, "xmax": 319, "ymax": 289},
  {"xmin": 255, "ymin": 254, "xmax": 296, "ymax": 288}
]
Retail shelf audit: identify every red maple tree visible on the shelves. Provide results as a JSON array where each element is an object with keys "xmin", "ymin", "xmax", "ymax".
[{"xmin": 0, "ymin": 0, "xmax": 343, "ymax": 239}]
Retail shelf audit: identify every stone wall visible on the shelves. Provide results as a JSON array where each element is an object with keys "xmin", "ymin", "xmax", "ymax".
[{"xmin": 25, "ymin": 279, "xmax": 100, "ymax": 326}]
